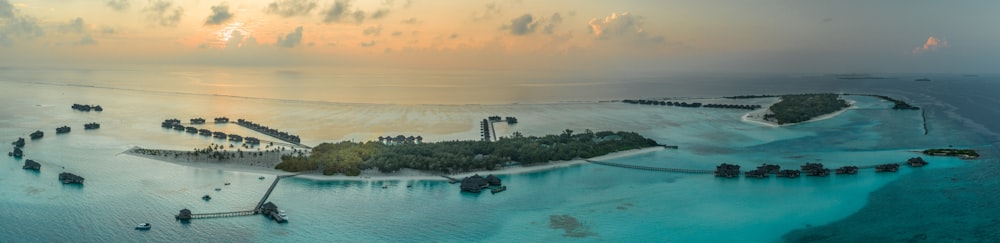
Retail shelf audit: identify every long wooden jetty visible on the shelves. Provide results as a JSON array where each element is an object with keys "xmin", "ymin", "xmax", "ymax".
[
  {"xmin": 188, "ymin": 210, "xmax": 256, "ymax": 219},
  {"xmin": 441, "ymin": 175, "xmax": 461, "ymax": 184},
  {"xmin": 587, "ymin": 159, "xmax": 910, "ymax": 177},
  {"xmin": 176, "ymin": 174, "xmax": 298, "ymax": 222},
  {"xmin": 585, "ymin": 160, "xmax": 715, "ymax": 174}
]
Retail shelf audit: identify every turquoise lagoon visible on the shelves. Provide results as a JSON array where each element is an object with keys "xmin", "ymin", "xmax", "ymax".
[{"xmin": 1, "ymin": 70, "xmax": 997, "ymax": 242}]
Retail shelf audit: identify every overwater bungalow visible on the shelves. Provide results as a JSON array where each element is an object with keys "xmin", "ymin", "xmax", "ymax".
[
  {"xmin": 56, "ymin": 126, "xmax": 71, "ymax": 134},
  {"xmin": 23, "ymin": 159, "xmax": 40, "ymax": 170},
  {"xmin": 488, "ymin": 116, "xmax": 502, "ymax": 121},
  {"xmin": 30, "ymin": 130, "xmax": 43, "ymax": 139},
  {"xmin": 198, "ymin": 129, "xmax": 212, "ymax": 136},
  {"xmin": 906, "ymin": 157, "xmax": 929, "ymax": 167},
  {"xmin": 801, "ymin": 162, "xmax": 830, "ymax": 177},
  {"xmin": 757, "ymin": 164, "xmax": 781, "ymax": 174},
  {"xmin": 714, "ymin": 163, "xmax": 741, "ymax": 178},
  {"xmin": 185, "ymin": 127, "xmax": 198, "ymax": 133},
  {"xmin": 485, "ymin": 174, "xmax": 502, "ymax": 186},
  {"xmin": 10, "ymin": 147, "xmax": 23, "ymax": 158},
  {"xmin": 835, "ymin": 166, "xmax": 859, "ymax": 174},
  {"xmin": 875, "ymin": 163, "xmax": 900, "ymax": 172},
  {"xmin": 228, "ymin": 134, "xmax": 243, "ymax": 142},
  {"xmin": 71, "ymin": 104, "xmax": 92, "ymax": 111},
  {"xmin": 260, "ymin": 202, "xmax": 287, "ymax": 223},
  {"xmin": 58, "ymin": 172, "xmax": 85, "ymax": 184},
  {"xmin": 245, "ymin": 137, "xmax": 260, "ymax": 145},
  {"xmin": 12, "ymin": 137, "xmax": 25, "ymax": 148},
  {"xmin": 84, "ymin": 122, "xmax": 100, "ymax": 130},
  {"xmin": 214, "ymin": 117, "xmax": 230, "ymax": 123},
  {"xmin": 190, "ymin": 118, "xmax": 206, "ymax": 124},
  {"xmin": 776, "ymin": 170, "xmax": 801, "ymax": 178},
  {"xmin": 505, "ymin": 116, "xmax": 518, "ymax": 124},
  {"xmin": 173, "ymin": 124, "xmax": 186, "ymax": 131},
  {"xmin": 175, "ymin": 209, "xmax": 192, "ymax": 220},
  {"xmin": 460, "ymin": 174, "xmax": 489, "ymax": 193},
  {"xmin": 213, "ymin": 131, "xmax": 227, "ymax": 139},
  {"xmin": 744, "ymin": 169, "xmax": 768, "ymax": 178},
  {"xmin": 93, "ymin": 105, "xmax": 103, "ymax": 112}
]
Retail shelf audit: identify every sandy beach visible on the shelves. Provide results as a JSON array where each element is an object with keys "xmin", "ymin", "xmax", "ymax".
[
  {"xmin": 126, "ymin": 145, "xmax": 666, "ymax": 181},
  {"xmin": 742, "ymin": 98, "xmax": 857, "ymax": 127}
]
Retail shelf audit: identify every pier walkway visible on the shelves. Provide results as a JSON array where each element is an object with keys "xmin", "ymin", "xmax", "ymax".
[
  {"xmin": 177, "ymin": 174, "xmax": 299, "ymax": 221},
  {"xmin": 587, "ymin": 159, "xmax": 900, "ymax": 175}
]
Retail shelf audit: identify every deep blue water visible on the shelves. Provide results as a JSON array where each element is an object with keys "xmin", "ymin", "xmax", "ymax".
[{"xmin": 1, "ymin": 69, "xmax": 998, "ymax": 242}]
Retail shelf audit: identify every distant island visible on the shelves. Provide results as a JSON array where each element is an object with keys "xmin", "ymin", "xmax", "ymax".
[
  {"xmin": 277, "ymin": 130, "xmax": 660, "ymax": 176},
  {"xmin": 763, "ymin": 93, "xmax": 850, "ymax": 125}
]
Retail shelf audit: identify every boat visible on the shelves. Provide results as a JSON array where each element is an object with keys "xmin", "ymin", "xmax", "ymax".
[
  {"xmin": 491, "ymin": 186, "xmax": 507, "ymax": 194},
  {"xmin": 259, "ymin": 176, "xmax": 265, "ymax": 180},
  {"xmin": 224, "ymin": 182, "xmax": 231, "ymax": 186},
  {"xmin": 214, "ymin": 188, "xmax": 221, "ymax": 191},
  {"xmin": 382, "ymin": 185, "xmax": 388, "ymax": 189},
  {"xmin": 30, "ymin": 130, "xmax": 44, "ymax": 139},
  {"xmin": 202, "ymin": 195, "xmax": 212, "ymax": 201},
  {"xmin": 135, "ymin": 223, "xmax": 151, "ymax": 230},
  {"xmin": 56, "ymin": 126, "xmax": 71, "ymax": 134}
]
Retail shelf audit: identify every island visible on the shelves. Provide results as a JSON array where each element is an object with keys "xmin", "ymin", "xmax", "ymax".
[
  {"xmin": 922, "ymin": 148, "xmax": 979, "ymax": 159},
  {"xmin": 276, "ymin": 130, "xmax": 659, "ymax": 176},
  {"xmin": 763, "ymin": 93, "xmax": 850, "ymax": 125}
]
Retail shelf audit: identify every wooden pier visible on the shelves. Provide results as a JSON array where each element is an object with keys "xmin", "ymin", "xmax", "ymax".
[
  {"xmin": 441, "ymin": 175, "xmax": 461, "ymax": 184},
  {"xmin": 176, "ymin": 174, "xmax": 298, "ymax": 222}
]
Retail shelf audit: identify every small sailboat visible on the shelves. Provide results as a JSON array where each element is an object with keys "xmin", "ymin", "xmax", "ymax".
[{"xmin": 135, "ymin": 223, "xmax": 151, "ymax": 230}]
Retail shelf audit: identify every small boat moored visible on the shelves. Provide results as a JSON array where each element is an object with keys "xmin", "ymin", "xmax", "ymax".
[
  {"xmin": 202, "ymin": 195, "xmax": 212, "ymax": 201},
  {"xmin": 258, "ymin": 176, "xmax": 265, "ymax": 180},
  {"xmin": 491, "ymin": 186, "xmax": 507, "ymax": 194},
  {"xmin": 135, "ymin": 223, "xmax": 151, "ymax": 230}
]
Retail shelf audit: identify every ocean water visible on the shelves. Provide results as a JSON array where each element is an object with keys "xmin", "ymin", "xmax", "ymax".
[{"xmin": 1, "ymin": 68, "xmax": 998, "ymax": 242}]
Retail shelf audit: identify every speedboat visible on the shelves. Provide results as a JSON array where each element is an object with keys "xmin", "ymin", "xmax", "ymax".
[
  {"xmin": 202, "ymin": 195, "xmax": 212, "ymax": 201},
  {"xmin": 224, "ymin": 182, "xmax": 231, "ymax": 186},
  {"xmin": 258, "ymin": 176, "xmax": 265, "ymax": 180},
  {"xmin": 214, "ymin": 188, "xmax": 221, "ymax": 191},
  {"xmin": 135, "ymin": 223, "xmax": 151, "ymax": 230}
]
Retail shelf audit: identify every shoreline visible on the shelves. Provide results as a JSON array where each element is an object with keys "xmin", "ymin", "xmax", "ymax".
[
  {"xmin": 127, "ymin": 145, "xmax": 665, "ymax": 181},
  {"xmin": 742, "ymin": 98, "xmax": 857, "ymax": 127}
]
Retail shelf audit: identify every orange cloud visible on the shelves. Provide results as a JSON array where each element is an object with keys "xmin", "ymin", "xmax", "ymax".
[{"xmin": 913, "ymin": 36, "xmax": 946, "ymax": 54}]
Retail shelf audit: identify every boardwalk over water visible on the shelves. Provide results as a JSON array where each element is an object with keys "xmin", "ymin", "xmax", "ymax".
[
  {"xmin": 586, "ymin": 159, "xmax": 896, "ymax": 174},
  {"xmin": 177, "ymin": 174, "xmax": 299, "ymax": 221}
]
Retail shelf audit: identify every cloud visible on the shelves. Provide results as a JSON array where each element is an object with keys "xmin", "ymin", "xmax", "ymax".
[
  {"xmin": 588, "ymin": 12, "xmax": 664, "ymax": 44},
  {"xmin": 352, "ymin": 10, "xmax": 365, "ymax": 22},
  {"xmin": 267, "ymin": 0, "xmax": 317, "ymax": 17},
  {"xmin": 913, "ymin": 36, "xmax": 947, "ymax": 54},
  {"xmin": 106, "ymin": 0, "xmax": 130, "ymax": 11},
  {"xmin": 0, "ymin": 0, "xmax": 44, "ymax": 45},
  {"xmin": 276, "ymin": 26, "xmax": 303, "ymax": 48},
  {"xmin": 400, "ymin": 17, "xmax": 420, "ymax": 24},
  {"xmin": 322, "ymin": 0, "xmax": 352, "ymax": 23},
  {"xmin": 370, "ymin": 8, "xmax": 390, "ymax": 19},
  {"xmin": 543, "ymin": 13, "xmax": 562, "ymax": 34},
  {"xmin": 226, "ymin": 29, "xmax": 244, "ymax": 48},
  {"xmin": 505, "ymin": 14, "xmax": 537, "ymax": 35},
  {"xmin": 100, "ymin": 26, "xmax": 118, "ymax": 34},
  {"xmin": 362, "ymin": 25, "xmax": 382, "ymax": 36},
  {"xmin": 58, "ymin": 17, "xmax": 86, "ymax": 33},
  {"xmin": 75, "ymin": 34, "xmax": 97, "ymax": 46},
  {"xmin": 360, "ymin": 40, "xmax": 376, "ymax": 47},
  {"xmin": 144, "ymin": 0, "xmax": 184, "ymax": 27},
  {"xmin": 205, "ymin": 3, "xmax": 234, "ymax": 25}
]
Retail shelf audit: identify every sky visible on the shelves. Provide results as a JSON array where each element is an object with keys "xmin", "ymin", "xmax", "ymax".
[{"xmin": 1, "ymin": 0, "xmax": 997, "ymax": 73}]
